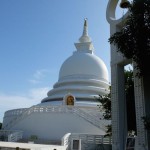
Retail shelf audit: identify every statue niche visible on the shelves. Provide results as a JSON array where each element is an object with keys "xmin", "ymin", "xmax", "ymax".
[{"xmin": 66, "ymin": 95, "xmax": 74, "ymax": 106}]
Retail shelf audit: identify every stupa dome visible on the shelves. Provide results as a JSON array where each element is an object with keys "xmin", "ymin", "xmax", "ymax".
[
  {"xmin": 59, "ymin": 18, "xmax": 108, "ymax": 82},
  {"xmin": 41, "ymin": 19, "xmax": 110, "ymax": 103},
  {"xmin": 59, "ymin": 52, "xmax": 109, "ymax": 82}
]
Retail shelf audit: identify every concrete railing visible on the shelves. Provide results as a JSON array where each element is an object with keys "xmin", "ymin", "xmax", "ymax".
[
  {"xmin": 61, "ymin": 133, "xmax": 112, "ymax": 150},
  {"xmin": 8, "ymin": 131, "xmax": 23, "ymax": 142},
  {"xmin": 73, "ymin": 107, "xmax": 106, "ymax": 130},
  {"xmin": 3, "ymin": 106, "xmax": 36, "ymax": 129},
  {"xmin": 4, "ymin": 105, "xmax": 106, "ymax": 131},
  {"xmin": 61, "ymin": 133, "xmax": 71, "ymax": 150},
  {"xmin": 70, "ymin": 133, "xmax": 112, "ymax": 145},
  {"xmin": 4, "ymin": 108, "xmax": 28, "ymax": 117},
  {"xmin": 3, "ymin": 108, "xmax": 28, "ymax": 128}
]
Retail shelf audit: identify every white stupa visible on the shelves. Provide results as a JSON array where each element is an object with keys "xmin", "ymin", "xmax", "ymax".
[
  {"xmin": 2, "ymin": 19, "xmax": 110, "ymax": 141},
  {"xmin": 41, "ymin": 19, "xmax": 109, "ymax": 105}
]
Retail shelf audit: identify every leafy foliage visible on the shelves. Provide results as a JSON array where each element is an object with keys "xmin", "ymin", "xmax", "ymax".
[
  {"xmin": 30, "ymin": 135, "xmax": 38, "ymax": 141},
  {"xmin": 97, "ymin": 90, "xmax": 111, "ymax": 136},
  {"xmin": 105, "ymin": 125, "xmax": 112, "ymax": 137},
  {"xmin": 125, "ymin": 69, "xmax": 136, "ymax": 132},
  {"xmin": 109, "ymin": 0, "xmax": 150, "ymax": 77},
  {"xmin": 97, "ymin": 92, "xmax": 111, "ymax": 120}
]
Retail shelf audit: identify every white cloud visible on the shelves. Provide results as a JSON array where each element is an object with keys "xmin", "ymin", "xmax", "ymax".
[
  {"xmin": 0, "ymin": 69, "xmax": 53, "ymax": 122},
  {"xmin": 29, "ymin": 79, "xmax": 40, "ymax": 84},
  {"xmin": 0, "ymin": 87, "xmax": 51, "ymax": 122},
  {"xmin": 29, "ymin": 69, "xmax": 50, "ymax": 84},
  {"xmin": 29, "ymin": 87, "xmax": 50, "ymax": 100}
]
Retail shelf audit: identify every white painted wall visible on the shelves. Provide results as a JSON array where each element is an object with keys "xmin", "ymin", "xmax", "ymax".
[{"xmin": 11, "ymin": 112, "xmax": 105, "ymax": 140}]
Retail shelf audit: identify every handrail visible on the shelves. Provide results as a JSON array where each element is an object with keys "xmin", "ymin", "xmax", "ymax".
[
  {"xmin": 3, "ymin": 106, "xmax": 36, "ymax": 129},
  {"xmin": 4, "ymin": 108, "xmax": 28, "ymax": 117},
  {"xmin": 4, "ymin": 105, "xmax": 106, "ymax": 131},
  {"xmin": 8, "ymin": 131, "xmax": 23, "ymax": 142},
  {"xmin": 72, "ymin": 107, "xmax": 106, "ymax": 131},
  {"xmin": 3, "ymin": 108, "xmax": 28, "ymax": 128}
]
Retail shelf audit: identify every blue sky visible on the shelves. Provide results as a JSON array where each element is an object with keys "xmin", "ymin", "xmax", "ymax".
[{"xmin": 0, "ymin": 0, "xmax": 125, "ymax": 122}]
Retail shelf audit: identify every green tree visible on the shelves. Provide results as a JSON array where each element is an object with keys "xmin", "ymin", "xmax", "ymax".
[
  {"xmin": 125, "ymin": 69, "xmax": 136, "ymax": 132},
  {"xmin": 0, "ymin": 122, "xmax": 2, "ymax": 130},
  {"xmin": 98, "ymin": 92, "xmax": 111, "ymax": 120},
  {"xmin": 97, "ymin": 89, "xmax": 111, "ymax": 136}
]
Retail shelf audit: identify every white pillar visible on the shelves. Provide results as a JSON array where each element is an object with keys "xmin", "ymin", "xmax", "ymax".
[
  {"xmin": 106, "ymin": 1, "xmax": 132, "ymax": 150},
  {"xmin": 133, "ymin": 65, "xmax": 148, "ymax": 150},
  {"xmin": 111, "ymin": 63, "xmax": 127, "ymax": 150},
  {"xmin": 78, "ymin": 139, "xmax": 81, "ymax": 150},
  {"xmin": 106, "ymin": 1, "xmax": 149, "ymax": 150}
]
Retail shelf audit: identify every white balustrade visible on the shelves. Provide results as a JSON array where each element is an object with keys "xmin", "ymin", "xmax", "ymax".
[
  {"xmin": 4, "ymin": 108, "xmax": 27, "ymax": 117},
  {"xmin": 8, "ymin": 131, "xmax": 23, "ymax": 142},
  {"xmin": 61, "ymin": 133, "xmax": 112, "ymax": 150},
  {"xmin": 73, "ymin": 107, "xmax": 106, "ymax": 130},
  {"xmin": 61, "ymin": 133, "xmax": 71, "ymax": 150},
  {"xmin": 4, "ymin": 105, "xmax": 107, "ymax": 131},
  {"xmin": 70, "ymin": 133, "xmax": 112, "ymax": 145}
]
